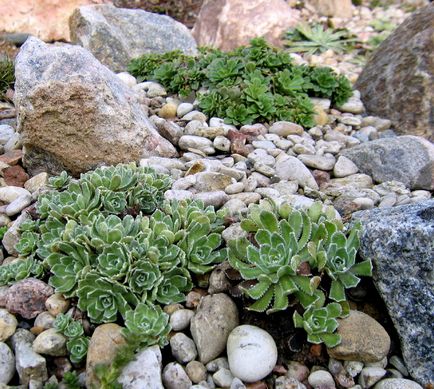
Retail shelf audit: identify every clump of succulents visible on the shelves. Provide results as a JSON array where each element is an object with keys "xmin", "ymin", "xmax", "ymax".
[{"xmin": 228, "ymin": 200, "xmax": 372, "ymax": 346}]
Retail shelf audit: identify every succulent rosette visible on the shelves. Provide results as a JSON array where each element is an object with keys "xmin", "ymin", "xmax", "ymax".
[{"xmin": 67, "ymin": 337, "xmax": 90, "ymax": 364}]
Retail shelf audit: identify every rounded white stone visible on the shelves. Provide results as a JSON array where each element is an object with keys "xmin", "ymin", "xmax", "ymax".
[
  {"xmin": 227, "ymin": 325, "xmax": 277, "ymax": 383},
  {"xmin": 308, "ymin": 370, "xmax": 336, "ymax": 388}
]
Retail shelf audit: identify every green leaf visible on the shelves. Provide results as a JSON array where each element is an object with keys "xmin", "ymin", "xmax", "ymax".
[
  {"xmin": 351, "ymin": 259, "xmax": 373, "ymax": 277},
  {"xmin": 320, "ymin": 333, "xmax": 342, "ymax": 348},
  {"xmin": 248, "ymin": 287, "xmax": 274, "ymax": 312},
  {"xmin": 329, "ymin": 280, "xmax": 346, "ymax": 302}
]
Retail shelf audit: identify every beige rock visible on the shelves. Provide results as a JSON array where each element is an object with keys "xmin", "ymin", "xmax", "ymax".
[
  {"xmin": 328, "ymin": 310, "xmax": 390, "ymax": 362},
  {"xmin": 45, "ymin": 293, "xmax": 70, "ymax": 317},
  {"xmin": 307, "ymin": 0, "xmax": 352, "ymax": 18},
  {"xmin": 32, "ymin": 328, "xmax": 67, "ymax": 356},
  {"xmin": 0, "ymin": 309, "xmax": 17, "ymax": 342},
  {"xmin": 24, "ymin": 172, "xmax": 49, "ymax": 193},
  {"xmin": 192, "ymin": 0, "xmax": 299, "ymax": 51},
  {"xmin": 86, "ymin": 323, "xmax": 126, "ymax": 388},
  {"xmin": 0, "ymin": 0, "xmax": 108, "ymax": 42}
]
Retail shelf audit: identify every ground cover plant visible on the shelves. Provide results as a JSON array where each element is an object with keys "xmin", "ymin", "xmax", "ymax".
[
  {"xmin": 128, "ymin": 38, "xmax": 352, "ymax": 127},
  {"xmin": 0, "ymin": 56, "xmax": 14, "ymax": 100}
]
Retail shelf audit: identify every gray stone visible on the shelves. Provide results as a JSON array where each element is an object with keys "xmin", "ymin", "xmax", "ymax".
[
  {"xmin": 275, "ymin": 376, "xmax": 306, "ymax": 389},
  {"xmin": 190, "ymin": 293, "xmax": 239, "ymax": 364},
  {"xmin": 194, "ymin": 172, "xmax": 233, "ymax": 192},
  {"xmin": 14, "ymin": 37, "xmax": 176, "ymax": 177},
  {"xmin": 162, "ymin": 362, "xmax": 192, "ymax": 389},
  {"xmin": 213, "ymin": 368, "xmax": 234, "ymax": 387},
  {"xmin": 5, "ymin": 194, "xmax": 32, "ymax": 216},
  {"xmin": 32, "ymin": 329, "xmax": 67, "ymax": 357},
  {"xmin": 298, "ymin": 154, "xmax": 336, "ymax": 171},
  {"xmin": 206, "ymin": 357, "xmax": 230, "ymax": 373},
  {"xmin": 118, "ymin": 345, "xmax": 164, "ymax": 389},
  {"xmin": 275, "ymin": 155, "xmax": 319, "ymax": 190},
  {"xmin": 177, "ymin": 103, "xmax": 194, "ymax": 117},
  {"xmin": 342, "ymin": 136, "xmax": 434, "ymax": 190},
  {"xmin": 186, "ymin": 360, "xmax": 207, "ymax": 383},
  {"xmin": 169, "ymin": 309, "xmax": 194, "ymax": 332},
  {"xmin": 358, "ymin": 367, "xmax": 387, "ymax": 388},
  {"xmin": 0, "ymin": 342, "xmax": 15, "ymax": 384},
  {"xmin": 33, "ymin": 312, "xmax": 55, "ymax": 331},
  {"xmin": 308, "ymin": 370, "xmax": 336, "ymax": 388},
  {"xmin": 355, "ymin": 5, "xmax": 434, "ymax": 141},
  {"xmin": 0, "ymin": 309, "xmax": 17, "ymax": 342},
  {"xmin": 193, "ymin": 191, "xmax": 229, "ymax": 207},
  {"xmin": 0, "ymin": 125, "xmax": 14, "ymax": 145},
  {"xmin": 287, "ymin": 361, "xmax": 309, "ymax": 382},
  {"xmin": 70, "ymin": 4, "xmax": 197, "ymax": 72},
  {"xmin": 170, "ymin": 333, "xmax": 197, "ymax": 364},
  {"xmin": 24, "ymin": 173, "xmax": 49, "ymax": 194},
  {"xmin": 179, "ymin": 135, "xmax": 215, "ymax": 155},
  {"xmin": 231, "ymin": 377, "xmax": 247, "ymax": 389},
  {"xmin": 10, "ymin": 329, "xmax": 47, "ymax": 385},
  {"xmin": 0, "ymin": 187, "xmax": 30, "ymax": 204},
  {"xmin": 352, "ymin": 201, "xmax": 434, "ymax": 386},
  {"xmin": 334, "ymin": 156, "xmax": 359, "ymax": 178},
  {"xmin": 373, "ymin": 378, "xmax": 423, "ymax": 389},
  {"xmin": 164, "ymin": 190, "xmax": 193, "ymax": 201}
]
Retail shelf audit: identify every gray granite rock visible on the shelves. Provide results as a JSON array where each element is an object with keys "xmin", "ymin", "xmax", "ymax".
[
  {"xmin": 70, "ymin": 4, "xmax": 197, "ymax": 72},
  {"xmin": 0, "ymin": 342, "xmax": 15, "ymax": 384},
  {"xmin": 162, "ymin": 362, "xmax": 192, "ymax": 389},
  {"xmin": 352, "ymin": 201, "xmax": 434, "ymax": 386},
  {"xmin": 14, "ymin": 37, "xmax": 176, "ymax": 177},
  {"xmin": 342, "ymin": 136, "xmax": 434, "ymax": 190}
]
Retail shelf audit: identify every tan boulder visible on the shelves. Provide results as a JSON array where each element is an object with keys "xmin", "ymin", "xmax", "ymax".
[
  {"xmin": 0, "ymin": 0, "xmax": 110, "ymax": 42},
  {"xmin": 307, "ymin": 0, "xmax": 353, "ymax": 18},
  {"xmin": 192, "ymin": 0, "xmax": 299, "ymax": 51}
]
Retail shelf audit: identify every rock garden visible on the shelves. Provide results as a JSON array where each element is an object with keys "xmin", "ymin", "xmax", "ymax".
[{"xmin": 0, "ymin": 0, "xmax": 432, "ymax": 388}]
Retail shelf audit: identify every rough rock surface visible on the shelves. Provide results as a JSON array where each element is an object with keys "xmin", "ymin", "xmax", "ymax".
[
  {"xmin": 0, "ymin": 0, "xmax": 107, "ymax": 42},
  {"xmin": 192, "ymin": 0, "xmax": 299, "ymax": 51},
  {"xmin": 70, "ymin": 4, "xmax": 197, "ymax": 72},
  {"xmin": 352, "ymin": 201, "xmax": 434, "ymax": 386},
  {"xmin": 355, "ymin": 4, "xmax": 434, "ymax": 141},
  {"xmin": 342, "ymin": 136, "xmax": 434, "ymax": 190},
  {"xmin": 307, "ymin": 0, "xmax": 352, "ymax": 18},
  {"xmin": 14, "ymin": 37, "xmax": 177, "ymax": 177},
  {"xmin": 190, "ymin": 293, "xmax": 239, "ymax": 364}
]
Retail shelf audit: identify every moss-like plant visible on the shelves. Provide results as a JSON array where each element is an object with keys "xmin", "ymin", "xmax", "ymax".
[
  {"xmin": 128, "ymin": 38, "xmax": 352, "ymax": 127},
  {"xmin": 0, "ymin": 56, "xmax": 14, "ymax": 100}
]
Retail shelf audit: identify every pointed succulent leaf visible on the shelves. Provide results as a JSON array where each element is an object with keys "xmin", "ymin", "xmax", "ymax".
[{"xmin": 67, "ymin": 336, "xmax": 89, "ymax": 364}]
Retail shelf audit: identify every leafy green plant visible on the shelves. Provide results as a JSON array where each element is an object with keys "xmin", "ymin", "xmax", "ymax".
[
  {"xmin": 0, "ymin": 56, "xmax": 14, "ymax": 100},
  {"xmin": 285, "ymin": 23, "xmax": 357, "ymax": 55},
  {"xmin": 55, "ymin": 313, "xmax": 89, "ymax": 364},
  {"xmin": 62, "ymin": 371, "xmax": 82, "ymax": 389},
  {"xmin": 128, "ymin": 38, "xmax": 352, "ymax": 127},
  {"xmin": 0, "ymin": 225, "xmax": 8, "ymax": 240},
  {"xmin": 228, "ymin": 200, "xmax": 372, "ymax": 346}
]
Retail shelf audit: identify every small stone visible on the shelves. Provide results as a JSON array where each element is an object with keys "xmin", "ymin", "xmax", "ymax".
[
  {"xmin": 0, "ymin": 309, "xmax": 17, "ymax": 342},
  {"xmin": 344, "ymin": 361, "xmax": 364, "ymax": 377},
  {"xmin": 186, "ymin": 361, "xmax": 207, "ymax": 383},
  {"xmin": 11, "ymin": 329, "xmax": 48, "ymax": 385},
  {"xmin": 116, "ymin": 72, "xmax": 137, "ymax": 87},
  {"xmin": 339, "ymin": 115, "xmax": 362, "ymax": 127},
  {"xmin": 162, "ymin": 362, "xmax": 192, "ymax": 389},
  {"xmin": 0, "ymin": 341, "xmax": 15, "ymax": 384},
  {"xmin": 182, "ymin": 110, "xmax": 207, "ymax": 122},
  {"xmin": 214, "ymin": 136, "xmax": 231, "ymax": 152},
  {"xmin": 269, "ymin": 121, "xmax": 303, "ymax": 137},
  {"xmin": 24, "ymin": 173, "xmax": 49, "ymax": 194},
  {"xmin": 373, "ymin": 378, "xmax": 423, "ymax": 389},
  {"xmin": 163, "ymin": 303, "xmax": 183, "ymax": 316},
  {"xmin": 389, "ymin": 356, "xmax": 408, "ymax": 376},
  {"xmin": 0, "ymin": 125, "xmax": 14, "ymax": 145},
  {"xmin": 193, "ymin": 191, "xmax": 229, "ymax": 207},
  {"xmin": 185, "ymin": 290, "xmax": 206, "ymax": 309},
  {"xmin": 177, "ymin": 103, "xmax": 194, "ymax": 117},
  {"xmin": 231, "ymin": 377, "xmax": 247, "ymax": 389},
  {"xmin": 386, "ymin": 369, "xmax": 403, "ymax": 379},
  {"xmin": 45, "ymin": 293, "xmax": 69, "ymax": 317},
  {"xmin": 206, "ymin": 357, "xmax": 230, "ymax": 373},
  {"xmin": 195, "ymin": 172, "xmax": 233, "ymax": 192},
  {"xmin": 0, "ymin": 149, "xmax": 23, "ymax": 165},
  {"xmin": 327, "ymin": 310, "xmax": 390, "ymax": 362},
  {"xmin": 0, "ymin": 186, "xmax": 31, "ymax": 203},
  {"xmin": 3, "ymin": 165, "xmax": 29, "ymax": 187},
  {"xmin": 298, "ymin": 154, "xmax": 336, "ymax": 171},
  {"xmin": 222, "ymin": 223, "xmax": 247, "ymax": 244},
  {"xmin": 159, "ymin": 103, "xmax": 178, "ymax": 119},
  {"xmin": 254, "ymin": 162, "xmax": 275, "ymax": 177},
  {"xmin": 6, "ymin": 279, "xmax": 53, "ymax": 319},
  {"xmin": 142, "ymin": 82, "xmax": 166, "ymax": 97},
  {"xmin": 179, "ymin": 135, "xmax": 214, "ymax": 154},
  {"xmin": 213, "ymin": 368, "xmax": 234, "ymax": 387},
  {"xmin": 118, "ymin": 345, "xmax": 164, "ymax": 389},
  {"xmin": 225, "ymin": 182, "xmax": 245, "ymax": 195},
  {"xmin": 293, "ymin": 143, "xmax": 316, "ymax": 155},
  {"xmin": 352, "ymin": 197, "xmax": 375, "ymax": 210},
  {"xmin": 334, "ymin": 156, "xmax": 359, "ymax": 178},
  {"xmin": 208, "ymin": 265, "xmax": 232, "ymax": 294},
  {"xmin": 240, "ymin": 124, "xmax": 267, "ymax": 138},
  {"xmin": 314, "ymin": 106, "xmax": 329, "ymax": 126},
  {"xmin": 3, "ymin": 132, "xmax": 22, "ymax": 152},
  {"xmin": 5, "ymin": 194, "xmax": 32, "ymax": 216},
  {"xmin": 191, "ymin": 294, "xmax": 239, "ymax": 364},
  {"xmin": 358, "ymin": 367, "xmax": 387, "ymax": 388},
  {"xmin": 252, "ymin": 140, "xmax": 276, "ymax": 150},
  {"xmin": 275, "ymin": 155, "xmax": 319, "ymax": 190},
  {"xmin": 227, "ymin": 325, "xmax": 277, "ymax": 383},
  {"xmin": 170, "ymin": 333, "xmax": 197, "ymax": 364},
  {"xmin": 308, "ymin": 370, "xmax": 336, "ymax": 388},
  {"xmin": 286, "ymin": 361, "xmax": 309, "ymax": 382},
  {"xmin": 164, "ymin": 190, "xmax": 193, "ymax": 201},
  {"xmin": 338, "ymin": 95, "xmax": 365, "ymax": 114},
  {"xmin": 32, "ymin": 328, "xmax": 67, "ymax": 356},
  {"xmin": 34, "ymin": 312, "xmax": 56, "ymax": 331},
  {"xmin": 169, "ymin": 309, "xmax": 194, "ymax": 332}
]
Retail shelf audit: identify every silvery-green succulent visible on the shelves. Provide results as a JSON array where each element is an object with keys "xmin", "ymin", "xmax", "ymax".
[
  {"xmin": 67, "ymin": 336, "xmax": 89, "ymax": 364},
  {"xmin": 15, "ymin": 231, "xmax": 39, "ymax": 257},
  {"xmin": 0, "ymin": 259, "xmax": 43, "ymax": 285},
  {"xmin": 127, "ymin": 260, "xmax": 162, "ymax": 293},
  {"xmin": 122, "ymin": 302, "xmax": 170, "ymax": 348},
  {"xmin": 48, "ymin": 170, "xmax": 70, "ymax": 190},
  {"xmin": 150, "ymin": 267, "xmax": 193, "ymax": 304}
]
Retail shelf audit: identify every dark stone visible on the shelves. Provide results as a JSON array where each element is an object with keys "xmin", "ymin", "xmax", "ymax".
[{"xmin": 352, "ymin": 201, "xmax": 434, "ymax": 386}]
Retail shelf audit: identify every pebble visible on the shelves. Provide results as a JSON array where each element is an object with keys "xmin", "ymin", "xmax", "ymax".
[
  {"xmin": 191, "ymin": 293, "xmax": 239, "ymax": 364},
  {"xmin": 293, "ymin": 143, "xmax": 316, "ymax": 155},
  {"xmin": 159, "ymin": 102, "xmax": 178, "ymax": 118},
  {"xmin": 214, "ymin": 135, "xmax": 231, "ymax": 152},
  {"xmin": 223, "ymin": 198, "xmax": 247, "ymax": 216},
  {"xmin": 32, "ymin": 328, "xmax": 67, "ymax": 357},
  {"xmin": 186, "ymin": 360, "xmax": 207, "ymax": 383},
  {"xmin": 5, "ymin": 193, "xmax": 32, "ymax": 216},
  {"xmin": 344, "ymin": 361, "xmax": 364, "ymax": 377},
  {"xmin": 0, "ymin": 124, "xmax": 14, "ymax": 145},
  {"xmin": 164, "ymin": 189, "xmax": 193, "ymax": 201},
  {"xmin": 222, "ymin": 223, "xmax": 247, "ymax": 243},
  {"xmin": 0, "ymin": 186, "xmax": 31, "ymax": 203},
  {"xmin": 275, "ymin": 155, "xmax": 319, "ymax": 190},
  {"xmin": 231, "ymin": 377, "xmax": 247, "ymax": 389},
  {"xmin": 162, "ymin": 362, "xmax": 192, "ymax": 389},
  {"xmin": 170, "ymin": 333, "xmax": 197, "ymax": 363},
  {"xmin": 24, "ymin": 172, "xmax": 49, "ymax": 193},
  {"xmin": 194, "ymin": 172, "xmax": 233, "ymax": 192},
  {"xmin": 286, "ymin": 361, "xmax": 309, "ymax": 382},
  {"xmin": 0, "ymin": 342, "xmax": 15, "ymax": 384},
  {"xmin": 298, "ymin": 154, "xmax": 336, "ymax": 170},
  {"xmin": 227, "ymin": 325, "xmax": 277, "ymax": 383},
  {"xmin": 373, "ymin": 378, "xmax": 423, "ymax": 389},
  {"xmin": 308, "ymin": 370, "xmax": 336, "ymax": 388},
  {"xmin": 139, "ymin": 81, "xmax": 166, "ymax": 97},
  {"xmin": 269, "ymin": 121, "xmax": 303, "ymax": 136},
  {"xmin": 177, "ymin": 102, "xmax": 194, "ymax": 117},
  {"xmin": 33, "ymin": 312, "xmax": 56, "ymax": 330},
  {"xmin": 116, "ymin": 72, "xmax": 137, "ymax": 87},
  {"xmin": 253, "ymin": 162, "xmax": 275, "ymax": 177},
  {"xmin": 225, "ymin": 182, "xmax": 245, "ymax": 195},
  {"xmin": 118, "ymin": 345, "xmax": 164, "ymax": 389},
  {"xmin": 334, "ymin": 156, "xmax": 359, "ymax": 177},
  {"xmin": 193, "ymin": 191, "xmax": 229, "ymax": 207},
  {"xmin": 252, "ymin": 140, "xmax": 276, "ymax": 150},
  {"xmin": 206, "ymin": 357, "xmax": 230, "ymax": 373},
  {"xmin": 169, "ymin": 309, "xmax": 194, "ymax": 331},
  {"xmin": 208, "ymin": 265, "xmax": 232, "ymax": 294},
  {"xmin": 179, "ymin": 135, "xmax": 215, "ymax": 154},
  {"xmin": 0, "ymin": 309, "xmax": 17, "ymax": 342},
  {"xmin": 389, "ymin": 356, "xmax": 408, "ymax": 376},
  {"xmin": 45, "ymin": 293, "xmax": 70, "ymax": 317},
  {"xmin": 352, "ymin": 197, "xmax": 375, "ymax": 209},
  {"xmin": 213, "ymin": 368, "xmax": 234, "ymax": 387},
  {"xmin": 358, "ymin": 367, "xmax": 387, "ymax": 388},
  {"xmin": 182, "ymin": 110, "xmax": 208, "ymax": 122},
  {"xmin": 4, "ymin": 132, "xmax": 22, "ymax": 152},
  {"xmin": 338, "ymin": 95, "xmax": 365, "ymax": 114}
]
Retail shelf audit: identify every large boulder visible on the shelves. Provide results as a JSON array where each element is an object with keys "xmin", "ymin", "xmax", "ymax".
[
  {"xmin": 352, "ymin": 201, "xmax": 434, "ymax": 386},
  {"xmin": 69, "ymin": 4, "xmax": 198, "ymax": 72},
  {"xmin": 306, "ymin": 0, "xmax": 352, "ymax": 18},
  {"xmin": 355, "ymin": 5, "xmax": 434, "ymax": 141},
  {"xmin": 14, "ymin": 37, "xmax": 177, "ymax": 177},
  {"xmin": 192, "ymin": 0, "xmax": 299, "ymax": 51},
  {"xmin": 341, "ymin": 136, "xmax": 434, "ymax": 191},
  {"xmin": 0, "ymin": 0, "xmax": 108, "ymax": 42}
]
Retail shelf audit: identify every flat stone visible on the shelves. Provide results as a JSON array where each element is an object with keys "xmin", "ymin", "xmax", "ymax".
[
  {"xmin": 308, "ymin": 370, "xmax": 336, "ymax": 388},
  {"xmin": 3, "ymin": 165, "xmax": 29, "ymax": 187},
  {"xmin": 374, "ymin": 379, "xmax": 423, "ymax": 389},
  {"xmin": 24, "ymin": 173, "xmax": 49, "ymax": 194},
  {"xmin": 169, "ymin": 309, "xmax": 194, "ymax": 332},
  {"xmin": 298, "ymin": 154, "xmax": 336, "ymax": 171},
  {"xmin": 118, "ymin": 345, "xmax": 164, "ymax": 389},
  {"xmin": 190, "ymin": 293, "xmax": 239, "ymax": 364},
  {"xmin": 179, "ymin": 135, "xmax": 214, "ymax": 154},
  {"xmin": 193, "ymin": 191, "xmax": 229, "ymax": 207},
  {"xmin": 0, "ymin": 341, "xmax": 15, "ymax": 384},
  {"xmin": 0, "ymin": 125, "xmax": 14, "ymax": 145},
  {"xmin": 0, "ymin": 149, "xmax": 23, "ymax": 166},
  {"xmin": 164, "ymin": 190, "xmax": 193, "ymax": 201},
  {"xmin": 275, "ymin": 155, "xmax": 319, "ymax": 190},
  {"xmin": 6, "ymin": 194, "xmax": 32, "ymax": 216},
  {"xmin": 32, "ymin": 329, "xmax": 67, "ymax": 357},
  {"xmin": 213, "ymin": 368, "xmax": 234, "ymax": 387},
  {"xmin": 334, "ymin": 156, "xmax": 359, "ymax": 178},
  {"xmin": 162, "ymin": 362, "xmax": 192, "ymax": 389},
  {"xmin": 170, "ymin": 333, "xmax": 197, "ymax": 364},
  {"xmin": 342, "ymin": 136, "xmax": 434, "ymax": 190},
  {"xmin": 358, "ymin": 367, "xmax": 387, "ymax": 388},
  {"xmin": 0, "ymin": 211, "xmax": 30, "ymax": 256},
  {"xmin": 0, "ymin": 309, "xmax": 17, "ymax": 342},
  {"xmin": 327, "ymin": 310, "xmax": 390, "ymax": 363},
  {"xmin": 194, "ymin": 172, "xmax": 233, "ymax": 192},
  {"xmin": 0, "ymin": 186, "xmax": 31, "ymax": 203},
  {"xmin": 269, "ymin": 121, "xmax": 303, "ymax": 136},
  {"xmin": 352, "ymin": 201, "xmax": 434, "ymax": 385}
]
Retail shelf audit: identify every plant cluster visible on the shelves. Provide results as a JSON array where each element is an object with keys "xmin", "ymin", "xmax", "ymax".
[
  {"xmin": 284, "ymin": 23, "xmax": 357, "ymax": 55},
  {"xmin": 128, "ymin": 38, "xmax": 352, "ymax": 127},
  {"xmin": 0, "ymin": 56, "xmax": 14, "ymax": 100},
  {"xmin": 54, "ymin": 313, "xmax": 89, "ymax": 364},
  {"xmin": 3, "ymin": 164, "xmax": 226, "ymax": 327},
  {"xmin": 228, "ymin": 201, "xmax": 372, "ymax": 347},
  {"xmin": 367, "ymin": 18, "xmax": 396, "ymax": 49}
]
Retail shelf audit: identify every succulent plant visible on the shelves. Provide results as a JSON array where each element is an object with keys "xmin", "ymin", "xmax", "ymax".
[
  {"xmin": 293, "ymin": 302, "xmax": 342, "ymax": 348},
  {"xmin": 127, "ymin": 260, "xmax": 162, "ymax": 293},
  {"xmin": 15, "ymin": 231, "xmax": 39, "ymax": 256},
  {"xmin": 0, "ymin": 259, "xmax": 44, "ymax": 285},
  {"xmin": 49, "ymin": 171, "xmax": 71, "ymax": 190},
  {"xmin": 67, "ymin": 336, "xmax": 89, "ymax": 364},
  {"xmin": 150, "ymin": 267, "xmax": 193, "ymax": 305},
  {"xmin": 122, "ymin": 302, "xmax": 171, "ymax": 348}
]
